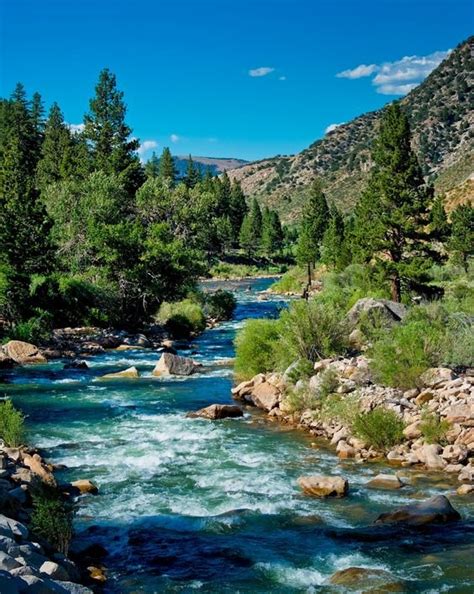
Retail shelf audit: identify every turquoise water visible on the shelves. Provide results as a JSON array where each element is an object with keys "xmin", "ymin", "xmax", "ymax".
[{"xmin": 1, "ymin": 278, "xmax": 474, "ymax": 593}]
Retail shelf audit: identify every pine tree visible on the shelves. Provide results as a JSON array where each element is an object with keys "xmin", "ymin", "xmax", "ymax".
[
  {"xmin": 449, "ymin": 204, "xmax": 473, "ymax": 272},
  {"xmin": 296, "ymin": 180, "xmax": 330, "ymax": 283},
  {"xmin": 261, "ymin": 208, "xmax": 283, "ymax": 257},
  {"xmin": 216, "ymin": 170, "xmax": 232, "ymax": 216},
  {"xmin": 83, "ymin": 68, "xmax": 143, "ymax": 192},
  {"xmin": 184, "ymin": 155, "xmax": 200, "ymax": 188},
  {"xmin": 159, "ymin": 147, "xmax": 177, "ymax": 184},
  {"xmin": 321, "ymin": 207, "xmax": 345, "ymax": 270},
  {"xmin": 229, "ymin": 180, "xmax": 248, "ymax": 241},
  {"xmin": 144, "ymin": 151, "xmax": 160, "ymax": 178},
  {"xmin": 353, "ymin": 103, "xmax": 440, "ymax": 301},
  {"xmin": 37, "ymin": 103, "xmax": 75, "ymax": 189},
  {"xmin": 249, "ymin": 198, "xmax": 262, "ymax": 241},
  {"xmin": 239, "ymin": 214, "xmax": 254, "ymax": 257},
  {"xmin": 430, "ymin": 195, "xmax": 450, "ymax": 241}
]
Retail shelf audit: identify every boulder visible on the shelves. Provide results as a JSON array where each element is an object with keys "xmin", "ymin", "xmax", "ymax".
[
  {"xmin": 457, "ymin": 484, "xmax": 474, "ymax": 496},
  {"xmin": 366, "ymin": 473, "xmax": 404, "ymax": 490},
  {"xmin": 403, "ymin": 421, "xmax": 422, "ymax": 440},
  {"xmin": 2, "ymin": 341, "xmax": 46, "ymax": 365},
  {"xmin": 0, "ymin": 515, "xmax": 28, "ymax": 539},
  {"xmin": 100, "ymin": 366, "xmax": 139, "ymax": 379},
  {"xmin": 152, "ymin": 353, "xmax": 199, "ymax": 376},
  {"xmin": 250, "ymin": 381, "xmax": 280, "ymax": 411},
  {"xmin": 336, "ymin": 440, "xmax": 356, "ymax": 459},
  {"xmin": 186, "ymin": 404, "xmax": 243, "ymax": 420},
  {"xmin": 0, "ymin": 351, "xmax": 15, "ymax": 369},
  {"xmin": 0, "ymin": 551, "xmax": 22, "ymax": 571},
  {"xmin": 0, "ymin": 570, "xmax": 22, "ymax": 594},
  {"xmin": 345, "ymin": 298, "xmax": 406, "ymax": 330},
  {"xmin": 40, "ymin": 561, "xmax": 70, "ymax": 581},
  {"xmin": 64, "ymin": 479, "xmax": 98, "ymax": 496},
  {"xmin": 420, "ymin": 367, "xmax": 455, "ymax": 388},
  {"xmin": 297, "ymin": 475, "xmax": 348, "ymax": 498},
  {"xmin": 63, "ymin": 360, "xmax": 88, "ymax": 370},
  {"xmin": 22, "ymin": 454, "xmax": 56, "ymax": 486},
  {"xmin": 416, "ymin": 444, "xmax": 447, "ymax": 470},
  {"xmin": 375, "ymin": 494, "xmax": 460, "ymax": 526},
  {"xmin": 329, "ymin": 567, "xmax": 404, "ymax": 591}
]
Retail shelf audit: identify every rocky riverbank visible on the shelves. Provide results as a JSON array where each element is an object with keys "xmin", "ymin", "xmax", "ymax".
[
  {"xmin": 0, "ymin": 444, "xmax": 99, "ymax": 593},
  {"xmin": 232, "ymin": 358, "xmax": 474, "ymax": 493}
]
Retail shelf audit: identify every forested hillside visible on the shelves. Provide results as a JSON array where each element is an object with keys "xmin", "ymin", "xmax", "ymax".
[{"xmin": 229, "ymin": 36, "xmax": 473, "ymax": 222}]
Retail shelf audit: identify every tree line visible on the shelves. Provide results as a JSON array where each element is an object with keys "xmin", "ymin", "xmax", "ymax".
[
  {"xmin": 296, "ymin": 103, "xmax": 473, "ymax": 302},
  {"xmin": 0, "ymin": 69, "xmax": 287, "ymax": 335}
]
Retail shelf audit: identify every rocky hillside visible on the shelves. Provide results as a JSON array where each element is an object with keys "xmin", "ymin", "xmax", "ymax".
[
  {"xmin": 229, "ymin": 37, "xmax": 473, "ymax": 222},
  {"xmin": 174, "ymin": 155, "xmax": 249, "ymax": 177}
]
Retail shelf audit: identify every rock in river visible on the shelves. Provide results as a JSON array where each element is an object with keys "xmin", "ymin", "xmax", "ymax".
[
  {"xmin": 375, "ymin": 494, "xmax": 460, "ymax": 526},
  {"xmin": 297, "ymin": 475, "xmax": 349, "ymax": 498},
  {"xmin": 2, "ymin": 341, "xmax": 47, "ymax": 365},
  {"xmin": 329, "ymin": 567, "xmax": 404, "ymax": 591},
  {"xmin": 152, "ymin": 353, "xmax": 200, "ymax": 376},
  {"xmin": 187, "ymin": 404, "xmax": 244, "ymax": 420},
  {"xmin": 366, "ymin": 473, "xmax": 404, "ymax": 490},
  {"xmin": 101, "ymin": 366, "xmax": 140, "ymax": 379}
]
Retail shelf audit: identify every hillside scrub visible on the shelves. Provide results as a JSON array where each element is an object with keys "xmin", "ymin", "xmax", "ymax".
[
  {"xmin": 352, "ymin": 408, "xmax": 405, "ymax": 450},
  {"xmin": 0, "ymin": 400, "xmax": 25, "ymax": 447},
  {"xmin": 30, "ymin": 485, "xmax": 74, "ymax": 555}
]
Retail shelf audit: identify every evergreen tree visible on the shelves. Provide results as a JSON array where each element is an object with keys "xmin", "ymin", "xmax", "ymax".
[
  {"xmin": 239, "ymin": 214, "xmax": 254, "ymax": 257},
  {"xmin": 353, "ymin": 103, "xmax": 440, "ymax": 301},
  {"xmin": 216, "ymin": 170, "xmax": 232, "ymax": 216},
  {"xmin": 296, "ymin": 180, "xmax": 330, "ymax": 282},
  {"xmin": 449, "ymin": 204, "xmax": 473, "ymax": 272},
  {"xmin": 430, "ymin": 195, "xmax": 450, "ymax": 241},
  {"xmin": 144, "ymin": 151, "xmax": 160, "ymax": 179},
  {"xmin": 159, "ymin": 147, "xmax": 177, "ymax": 184},
  {"xmin": 184, "ymin": 155, "xmax": 201, "ymax": 188},
  {"xmin": 37, "ymin": 103, "xmax": 75, "ymax": 189},
  {"xmin": 83, "ymin": 68, "xmax": 143, "ymax": 192},
  {"xmin": 261, "ymin": 208, "xmax": 283, "ymax": 257},
  {"xmin": 249, "ymin": 198, "xmax": 262, "ymax": 241},
  {"xmin": 321, "ymin": 207, "xmax": 345, "ymax": 270},
  {"xmin": 229, "ymin": 180, "xmax": 248, "ymax": 241}
]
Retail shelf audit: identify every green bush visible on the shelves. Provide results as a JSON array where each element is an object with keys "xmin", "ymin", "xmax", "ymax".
[
  {"xmin": 284, "ymin": 387, "xmax": 320, "ymax": 413},
  {"xmin": 234, "ymin": 318, "xmax": 280, "ymax": 380},
  {"xmin": 419, "ymin": 409, "xmax": 450, "ymax": 444},
  {"xmin": 286, "ymin": 359, "xmax": 314, "ymax": 385},
  {"xmin": 277, "ymin": 299, "xmax": 347, "ymax": 368},
  {"xmin": 320, "ymin": 392, "xmax": 359, "ymax": 425},
  {"xmin": 30, "ymin": 486, "xmax": 73, "ymax": 554},
  {"xmin": 270, "ymin": 266, "xmax": 306, "ymax": 293},
  {"xmin": 0, "ymin": 400, "xmax": 25, "ymax": 447},
  {"xmin": 156, "ymin": 298, "xmax": 206, "ymax": 339},
  {"xmin": 205, "ymin": 290, "xmax": 237, "ymax": 321},
  {"xmin": 352, "ymin": 408, "xmax": 405, "ymax": 450},
  {"xmin": 8, "ymin": 309, "xmax": 53, "ymax": 344}
]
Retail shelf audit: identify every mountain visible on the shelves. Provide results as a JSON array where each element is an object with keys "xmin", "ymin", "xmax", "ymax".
[
  {"xmin": 173, "ymin": 155, "xmax": 249, "ymax": 177},
  {"xmin": 228, "ymin": 37, "xmax": 473, "ymax": 222}
]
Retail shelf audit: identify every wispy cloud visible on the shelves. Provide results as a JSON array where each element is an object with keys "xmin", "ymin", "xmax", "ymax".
[
  {"xmin": 170, "ymin": 134, "xmax": 180, "ymax": 143},
  {"xmin": 68, "ymin": 123, "xmax": 85, "ymax": 134},
  {"xmin": 325, "ymin": 122, "xmax": 345, "ymax": 134},
  {"xmin": 249, "ymin": 66, "xmax": 275, "ymax": 77},
  {"xmin": 137, "ymin": 140, "xmax": 158, "ymax": 162},
  {"xmin": 336, "ymin": 64, "xmax": 377, "ymax": 79},
  {"xmin": 336, "ymin": 49, "xmax": 450, "ymax": 95},
  {"xmin": 279, "ymin": 75, "xmax": 287, "ymax": 81}
]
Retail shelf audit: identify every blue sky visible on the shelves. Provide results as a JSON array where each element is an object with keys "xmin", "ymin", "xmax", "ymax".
[{"xmin": 0, "ymin": 0, "xmax": 471, "ymax": 161}]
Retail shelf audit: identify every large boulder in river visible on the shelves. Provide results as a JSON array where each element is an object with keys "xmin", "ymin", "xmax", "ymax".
[
  {"xmin": 152, "ymin": 353, "xmax": 200, "ymax": 376},
  {"xmin": 375, "ymin": 495, "xmax": 460, "ymax": 526},
  {"xmin": 2, "ymin": 341, "xmax": 46, "ymax": 365},
  {"xmin": 250, "ymin": 381, "xmax": 280, "ymax": 411},
  {"xmin": 345, "ymin": 298, "xmax": 406, "ymax": 330},
  {"xmin": 187, "ymin": 404, "xmax": 244, "ymax": 420},
  {"xmin": 0, "ymin": 350, "xmax": 15, "ymax": 369},
  {"xmin": 329, "ymin": 567, "xmax": 404, "ymax": 591},
  {"xmin": 297, "ymin": 475, "xmax": 348, "ymax": 498}
]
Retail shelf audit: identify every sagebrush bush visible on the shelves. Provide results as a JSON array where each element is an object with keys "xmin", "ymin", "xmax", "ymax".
[
  {"xmin": 0, "ymin": 400, "xmax": 25, "ymax": 447},
  {"xmin": 419, "ymin": 409, "xmax": 450, "ymax": 444},
  {"xmin": 286, "ymin": 359, "xmax": 314, "ymax": 384},
  {"xmin": 352, "ymin": 408, "xmax": 405, "ymax": 450},
  {"xmin": 30, "ymin": 486, "xmax": 73, "ymax": 554},
  {"xmin": 320, "ymin": 393, "xmax": 359, "ymax": 426},
  {"xmin": 156, "ymin": 298, "xmax": 206, "ymax": 339},
  {"xmin": 277, "ymin": 299, "xmax": 347, "ymax": 368},
  {"xmin": 205, "ymin": 290, "xmax": 237, "ymax": 321},
  {"xmin": 284, "ymin": 387, "xmax": 320, "ymax": 413},
  {"xmin": 234, "ymin": 318, "xmax": 280, "ymax": 380},
  {"xmin": 270, "ymin": 267, "xmax": 307, "ymax": 293}
]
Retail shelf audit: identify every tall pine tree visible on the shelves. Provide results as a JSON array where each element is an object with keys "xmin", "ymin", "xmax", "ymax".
[
  {"xmin": 229, "ymin": 180, "xmax": 248, "ymax": 241},
  {"xmin": 159, "ymin": 147, "xmax": 177, "ymax": 184}
]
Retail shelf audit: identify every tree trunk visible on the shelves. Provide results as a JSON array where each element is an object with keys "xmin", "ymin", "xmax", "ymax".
[{"xmin": 390, "ymin": 274, "xmax": 401, "ymax": 302}]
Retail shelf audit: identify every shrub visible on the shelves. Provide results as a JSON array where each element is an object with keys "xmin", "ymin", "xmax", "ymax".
[
  {"xmin": 352, "ymin": 408, "xmax": 405, "ymax": 450},
  {"xmin": 270, "ymin": 266, "xmax": 306, "ymax": 293},
  {"xmin": 284, "ymin": 387, "xmax": 320, "ymax": 413},
  {"xmin": 9, "ymin": 310, "xmax": 53, "ymax": 344},
  {"xmin": 205, "ymin": 290, "xmax": 237, "ymax": 321},
  {"xmin": 156, "ymin": 298, "xmax": 206, "ymax": 339},
  {"xmin": 276, "ymin": 299, "xmax": 347, "ymax": 368},
  {"xmin": 320, "ymin": 393, "xmax": 359, "ymax": 425},
  {"xmin": 234, "ymin": 318, "xmax": 280, "ymax": 380},
  {"xmin": 30, "ymin": 486, "xmax": 73, "ymax": 554},
  {"xmin": 0, "ymin": 400, "xmax": 25, "ymax": 447},
  {"xmin": 419, "ymin": 409, "xmax": 450, "ymax": 444},
  {"xmin": 286, "ymin": 359, "xmax": 314, "ymax": 384}
]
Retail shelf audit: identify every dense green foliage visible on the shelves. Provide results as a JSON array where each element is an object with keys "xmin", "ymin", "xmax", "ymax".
[
  {"xmin": 419, "ymin": 409, "xmax": 450, "ymax": 445},
  {"xmin": 156, "ymin": 298, "xmax": 207, "ymax": 339},
  {"xmin": 352, "ymin": 408, "xmax": 405, "ymax": 450},
  {"xmin": 0, "ymin": 400, "xmax": 25, "ymax": 447},
  {"xmin": 205, "ymin": 290, "xmax": 237, "ymax": 321},
  {"xmin": 234, "ymin": 319, "xmax": 281, "ymax": 380},
  {"xmin": 30, "ymin": 486, "xmax": 73, "ymax": 554}
]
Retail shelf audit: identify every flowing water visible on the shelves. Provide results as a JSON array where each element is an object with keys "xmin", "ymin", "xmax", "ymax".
[{"xmin": 1, "ymin": 278, "xmax": 473, "ymax": 593}]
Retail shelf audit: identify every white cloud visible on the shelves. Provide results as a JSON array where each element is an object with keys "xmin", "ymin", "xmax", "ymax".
[
  {"xmin": 336, "ymin": 49, "xmax": 450, "ymax": 95},
  {"xmin": 170, "ymin": 134, "xmax": 180, "ymax": 143},
  {"xmin": 336, "ymin": 64, "xmax": 377, "ymax": 79},
  {"xmin": 249, "ymin": 66, "xmax": 275, "ymax": 77},
  {"xmin": 325, "ymin": 122, "xmax": 345, "ymax": 134},
  {"xmin": 68, "ymin": 123, "xmax": 85, "ymax": 134},
  {"xmin": 137, "ymin": 140, "xmax": 158, "ymax": 162},
  {"xmin": 279, "ymin": 75, "xmax": 287, "ymax": 81}
]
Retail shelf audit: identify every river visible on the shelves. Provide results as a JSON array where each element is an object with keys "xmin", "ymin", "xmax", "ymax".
[{"xmin": 2, "ymin": 278, "xmax": 473, "ymax": 592}]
